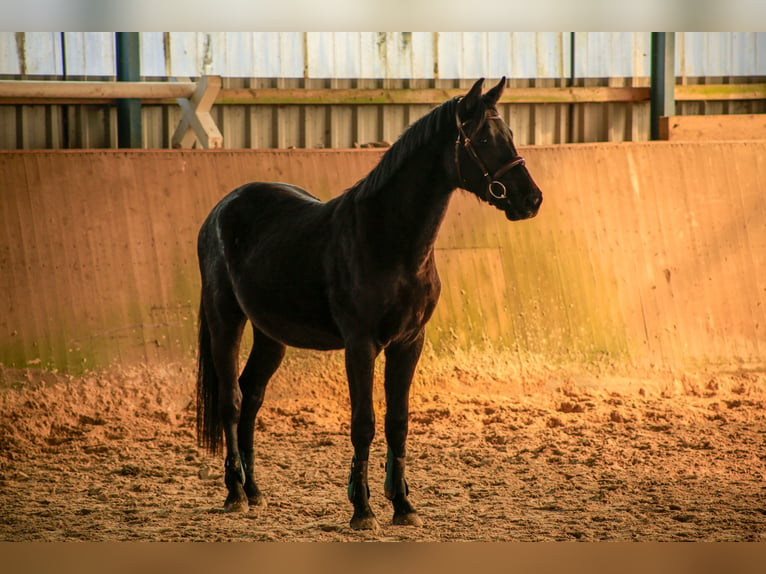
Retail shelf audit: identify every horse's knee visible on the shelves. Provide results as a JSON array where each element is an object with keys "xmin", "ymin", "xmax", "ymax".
[{"xmin": 350, "ymin": 414, "xmax": 375, "ymax": 451}]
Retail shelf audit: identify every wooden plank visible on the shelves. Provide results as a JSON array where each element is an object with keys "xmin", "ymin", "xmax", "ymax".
[
  {"xmin": 2, "ymin": 83, "xmax": 763, "ymax": 107},
  {"xmin": 659, "ymin": 114, "xmax": 766, "ymax": 141},
  {"xmin": 0, "ymin": 80, "xmax": 196, "ymax": 100},
  {"xmin": 215, "ymin": 86, "xmax": 651, "ymax": 105},
  {"xmin": 675, "ymin": 83, "xmax": 766, "ymax": 101}
]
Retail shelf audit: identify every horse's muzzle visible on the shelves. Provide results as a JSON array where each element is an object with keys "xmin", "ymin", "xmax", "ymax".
[{"xmin": 505, "ymin": 190, "xmax": 542, "ymax": 221}]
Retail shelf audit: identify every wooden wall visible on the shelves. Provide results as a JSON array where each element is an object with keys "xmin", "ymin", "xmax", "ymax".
[{"xmin": 1, "ymin": 142, "xmax": 764, "ymax": 372}]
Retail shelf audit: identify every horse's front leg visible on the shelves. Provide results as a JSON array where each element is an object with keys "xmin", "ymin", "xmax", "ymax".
[
  {"xmin": 345, "ymin": 337, "xmax": 380, "ymax": 531},
  {"xmin": 383, "ymin": 332, "xmax": 425, "ymax": 526}
]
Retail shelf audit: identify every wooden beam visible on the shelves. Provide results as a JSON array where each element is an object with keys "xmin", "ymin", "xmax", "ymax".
[
  {"xmin": 675, "ymin": 83, "xmax": 766, "ymax": 101},
  {"xmin": 215, "ymin": 86, "xmax": 652, "ymax": 106},
  {"xmin": 0, "ymin": 80, "xmax": 196, "ymax": 100},
  {"xmin": 1, "ymin": 83, "xmax": 764, "ymax": 107},
  {"xmin": 659, "ymin": 114, "xmax": 766, "ymax": 141}
]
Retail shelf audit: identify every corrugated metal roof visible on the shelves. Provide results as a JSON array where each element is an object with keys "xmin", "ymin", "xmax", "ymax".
[{"xmin": 1, "ymin": 32, "xmax": 764, "ymax": 80}]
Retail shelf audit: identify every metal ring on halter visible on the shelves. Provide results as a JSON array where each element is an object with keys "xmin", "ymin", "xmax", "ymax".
[{"xmin": 488, "ymin": 180, "xmax": 507, "ymax": 199}]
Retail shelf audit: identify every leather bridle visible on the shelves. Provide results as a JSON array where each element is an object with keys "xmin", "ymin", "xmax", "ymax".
[{"xmin": 454, "ymin": 100, "xmax": 526, "ymax": 199}]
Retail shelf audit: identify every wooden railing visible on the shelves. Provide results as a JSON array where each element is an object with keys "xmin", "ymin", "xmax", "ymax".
[
  {"xmin": 0, "ymin": 76, "xmax": 223, "ymax": 149},
  {"xmin": 0, "ymin": 77, "xmax": 764, "ymax": 147}
]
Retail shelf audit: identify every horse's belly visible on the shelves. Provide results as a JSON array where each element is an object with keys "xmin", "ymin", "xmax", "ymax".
[{"xmin": 245, "ymin": 305, "xmax": 344, "ymax": 351}]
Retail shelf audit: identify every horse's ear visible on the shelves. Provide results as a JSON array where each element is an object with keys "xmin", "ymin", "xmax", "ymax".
[
  {"xmin": 458, "ymin": 78, "xmax": 485, "ymax": 118},
  {"xmin": 483, "ymin": 76, "xmax": 506, "ymax": 106}
]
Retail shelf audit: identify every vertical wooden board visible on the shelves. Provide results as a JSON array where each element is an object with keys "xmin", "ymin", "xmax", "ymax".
[
  {"xmin": 430, "ymin": 248, "xmax": 509, "ymax": 350},
  {"xmin": 707, "ymin": 144, "xmax": 766, "ymax": 359},
  {"xmin": 328, "ymin": 104, "xmax": 353, "ymax": 148},
  {"xmin": 606, "ymin": 77, "xmax": 628, "ymax": 142},
  {"xmin": 221, "ymin": 105, "xmax": 247, "ymax": 149},
  {"xmin": 563, "ymin": 146, "xmax": 632, "ymax": 355},
  {"xmin": 141, "ymin": 106, "xmax": 164, "ymax": 148},
  {"xmin": 516, "ymin": 146, "xmax": 625, "ymax": 358},
  {"xmin": 0, "ymin": 155, "xmax": 37, "ymax": 367},
  {"xmin": 24, "ymin": 154, "xmax": 72, "ymax": 368},
  {"xmin": 589, "ymin": 146, "xmax": 649, "ymax": 357},
  {"xmin": 507, "ymin": 83, "xmax": 534, "ymax": 145},
  {"xmin": 273, "ymin": 79, "xmax": 303, "ymax": 149},
  {"xmin": 248, "ymin": 106, "xmax": 275, "ymax": 149},
  {"xmin": 302, "ymin": 79, "xmax": 328, "ymax": 149},
  {"xmin": 381, "ymin": 102, "xmax": 406, "ymax": 145},
  {"xmin": 0, "ymin": 107, "xmax": 18, "ymax": 148},
  {"xmin": 643, "ymin": 144, "xmax": 696, "ymax": 362},
  {"xmin": 721, "ymin": 143, "xmax": 765, "ymax": 358},
  {"xmin": 329, "ymin": 79, "xmax": 355, "ymax": 148},
  {"xmin": 354, "ymin": 79, "xmax": 381, "ymax": 146},
  {"xmin": 692, "ymin": 144, "xmax": 742, "ymax": 358},
  {"xmin": 531, "ymin": 79, "xmax": 560, "ymax": 144},
  {"xmin": 19, "ymin": 106, "xmax": 48, "ymax": 149},
  {"xmin": 132, "ymin": 155, "xmax": 198, "ymax": 359}
]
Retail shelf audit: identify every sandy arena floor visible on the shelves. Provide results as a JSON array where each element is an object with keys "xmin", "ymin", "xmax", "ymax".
[{"xmin": 1, "ymin": 351, "xmax": 764, "ymax": 541}]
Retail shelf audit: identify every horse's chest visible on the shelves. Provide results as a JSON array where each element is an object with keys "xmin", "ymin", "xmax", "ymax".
[{"xmin": 375, "ymin": 274, "xmax": 440, "ymax": 343}]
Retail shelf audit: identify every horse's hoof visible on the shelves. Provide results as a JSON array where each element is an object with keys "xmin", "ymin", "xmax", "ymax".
[
  {"xmin": 248, "ymin": 493, "xmax": 267, "ymax": 508},
  {"xmin": 350, "ymin": 515, "xmax": 381, "ymax": 532},
  {"xmin": 223, "ymin": 498, "xmax": 249, "ymax": 513},
  {"xmin": 393, "ymin": 512, "xmax": 423, "ymax": 527}
]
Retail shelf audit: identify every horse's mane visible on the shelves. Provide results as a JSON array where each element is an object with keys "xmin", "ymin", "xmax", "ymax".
[{"xmin": 349, "ymin": 97, "xmax": 460, "ymax": 200}]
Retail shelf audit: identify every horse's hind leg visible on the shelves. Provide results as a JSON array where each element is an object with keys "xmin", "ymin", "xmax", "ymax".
[
  {"xmin": 202, "ymin": 288, "xmax": 249, "ymax": 513},
  {"xmin": 237, "ymin": 326, "xmax": 286, "ymax": 507},
  {"xmin": 383, "ymin": 332, "xmax": 425, "ymax": 527}
]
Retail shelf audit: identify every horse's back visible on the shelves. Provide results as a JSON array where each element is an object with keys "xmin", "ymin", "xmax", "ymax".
[
  {"xmin": 200, "ymin": 181, "xmax": 328, "ymax": 251},
  {"xmin": 211, "ymin": 181, "xmax": 323, "ymax": 222}
]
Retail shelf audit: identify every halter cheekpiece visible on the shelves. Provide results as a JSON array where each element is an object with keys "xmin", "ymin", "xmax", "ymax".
[{"xmin": 454, "ymin": 98, "xmax": 525, "ymax": 199}]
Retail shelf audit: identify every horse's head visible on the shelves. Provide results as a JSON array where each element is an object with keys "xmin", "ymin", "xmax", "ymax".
[{"xmin": 453, "ymin": 78, "xmax": 542, "ymax": 221}]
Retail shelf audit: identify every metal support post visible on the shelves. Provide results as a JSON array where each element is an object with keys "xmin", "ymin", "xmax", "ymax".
[
  {"xmin": 650, "ymin": 32, "xmax": 676, "ymax": 140},
  {"xmin": 116, "ymin": 32, "xmax": 142, "ymax": 148}
]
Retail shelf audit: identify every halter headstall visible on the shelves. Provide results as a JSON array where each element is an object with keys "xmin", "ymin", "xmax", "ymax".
[{"xmin": 454, "ymin": 98, "xmax": 526, "ymax": 200}]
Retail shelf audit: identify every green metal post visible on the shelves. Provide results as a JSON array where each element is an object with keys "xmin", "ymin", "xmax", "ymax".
[
  {"xmin": 650, "ymin": 32, "xmax": 676, "ymax": 140},
  {"xmin": 116, "ymin": 32, "xmax": 142, "ymax": 148}
]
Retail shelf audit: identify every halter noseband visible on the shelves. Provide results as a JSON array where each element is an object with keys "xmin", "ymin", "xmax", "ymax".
[{"xmin": 454, "ymin": 100, "xmax": 525, "ymax": 199}]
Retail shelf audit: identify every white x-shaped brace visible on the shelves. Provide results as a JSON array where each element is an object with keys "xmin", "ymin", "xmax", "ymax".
[{"xmin": 171, "ymin": 75, "xmax": 223, "ymax": 149}]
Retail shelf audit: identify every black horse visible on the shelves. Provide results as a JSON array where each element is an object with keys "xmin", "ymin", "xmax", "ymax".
[{"xmin": 196, "ymin": 78, "xmax": 542, "ymax": 531}]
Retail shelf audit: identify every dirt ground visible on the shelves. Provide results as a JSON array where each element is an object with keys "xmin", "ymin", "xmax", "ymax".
[{"xmin": 1, "ymin": 350, "xmax": 764, "ymax": 542}]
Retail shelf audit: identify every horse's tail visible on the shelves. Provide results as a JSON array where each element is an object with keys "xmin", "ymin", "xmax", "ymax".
[{"xmin": 196, "ymin": 296, "xmax": 223, "ymax": 455}]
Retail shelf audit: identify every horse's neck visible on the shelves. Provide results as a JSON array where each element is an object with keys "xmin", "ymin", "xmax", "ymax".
[{"xmin": 356, "ymin": 150, "xmax": 454, "ymax": 270}]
